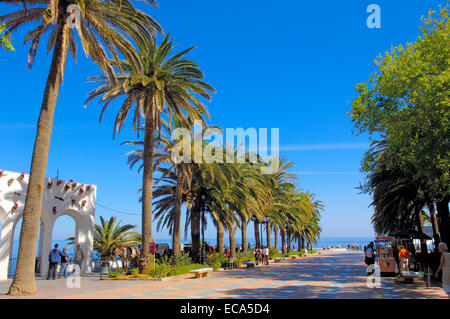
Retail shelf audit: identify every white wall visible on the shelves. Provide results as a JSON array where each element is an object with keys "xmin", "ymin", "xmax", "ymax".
[{"xmin": 0, "ymin": 169, "xmax": 96, "ymax": 280}]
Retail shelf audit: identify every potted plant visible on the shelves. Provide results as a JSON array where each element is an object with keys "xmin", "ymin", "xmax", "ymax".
[
  {"xmin": 47, "ymin": 181, "xmax": 53, "ymax": 190},
  {"xmin": 57, "ymin": 180, "xmax": 63, "ymax": 186},
  {"xmin": 81, "ymin": 200, "xmax": 87, "ymax": 208},
  {"xmin": 71, "ymin": 198, "xmax": 76, "ymax": 206},
  {"xmin": 52, "ymin": 206, "xmax": 57, "ymax": 215},
  {"xmin": 18, "ymin": 172, "xmax": 25, "ymax": 181},
  {"xmin": 71, "ymin": 183, "xmax": 78, "ymax": 190},
  {"xmin": 11, "ymin": 203, "xmax": 18, "ymax": 213},
  {"xmin": 64, "ymin": 184, "xmax": 70, "ymax": 192},
  {"xmin": 86, "ymin": 185, "xmax": 92, "ymax": 191},
  {"xmin": 79, "ymin": 187, "xmax": 84, "ymax": 195},
  {"xmin": 7, "ymin": 178, "xmax": 14, "ymax": 187},
  {"xmin": 0, "ymin": 170, "xmax": 4, "ymax": 178}
]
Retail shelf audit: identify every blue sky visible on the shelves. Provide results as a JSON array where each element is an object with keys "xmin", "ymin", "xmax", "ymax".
[{"xmin": 0, "ymin": 0, "xmax": 444, "ymax": 242}]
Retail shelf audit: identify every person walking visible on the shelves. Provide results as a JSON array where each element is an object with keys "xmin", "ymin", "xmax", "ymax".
[
  {"xmin": 73, "ymin": 244, "xmax": 84, "ymax": 272},
  {"xmin": 398, "ymin": 245, "xmax": 411, "ymax": 272},
  {"xmin": 260, "ymin": 247, "xmax": 266, "ymax": 265},
  {"xmin": 264, "ymin": 246, "xmax": 269, "ymax": 265},
  {"xmin": 47, "ymin": 244, "xmax": 62, "ymax": 280},
  {"xmin": 435, "ymin": 242, "xmax": 450, "ymax": 299},
  {"xmin": 58, "ymin": 247, "xmax": 71, "ymax": 279},
  {"xmin": 365, "ymin": 242, "xmax": 375, "ymax": 275},
  {"xmin": 228, "ymin": 252, "xmax": 234, "ymax": 270}
]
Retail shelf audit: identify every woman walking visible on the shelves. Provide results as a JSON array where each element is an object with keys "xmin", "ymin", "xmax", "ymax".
[{"xmin": 435, "ymin": 242, "xmax": 450, "ymax": 299}]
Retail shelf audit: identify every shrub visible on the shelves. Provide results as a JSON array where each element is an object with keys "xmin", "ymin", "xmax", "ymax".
[
  {"xmin": 109, "ymin": 269, "xmax": 122, "ymax": 278},
  {"xmin": 167, "ymin": 264, "xmax": 204, "ymax": 277},
  {"xmin": 171, "ymin": 253, "xmax": 192, "ymax": 266},
  {"xmin": 129, "ymin": 268, "xmax": 140, "ymax": 276},
  {"xmin": 206, "ymin": 253, "xmax": 227, "ymax": 269},
  {"xmin": 150, "ymin": 263, "xmax": 170, "ymax": 278},
  {"xmin": 235, "ymin": 252, "xmax": 254, "ymax": 267},
  {"xmin": 286, "ymin": 251, "xmax": 300, "ymax": 257},
  {"xmin": 268, "ymin": 247, "xmax": 280, "ymax": 258}
]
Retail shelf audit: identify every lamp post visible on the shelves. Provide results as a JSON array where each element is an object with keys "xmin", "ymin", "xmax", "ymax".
[
  {"xmin": 201, "ymin": 194, "xmax": 206, "ymax": 265},
  {"xmin": 260, "ymin": 220, "xmax": 263, "ymax": 248}
]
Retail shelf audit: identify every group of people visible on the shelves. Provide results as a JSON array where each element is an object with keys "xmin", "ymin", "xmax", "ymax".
[
  {"xmin": 253, "ymin": 246, "xmax": 270, "ymax": 265},
  {"xmin": 363, "ymin": 239, "xmax": 449, "ymax": 299},
  {"xmin": 47, "ymin": 243, "xmax": 84, "ymax": 280}
]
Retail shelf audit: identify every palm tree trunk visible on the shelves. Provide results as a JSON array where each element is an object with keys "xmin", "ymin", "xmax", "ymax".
[
  {"xmin": 436, "ymin": 198, "xmax": 450, "ymax": 246},
  {"xmin": 274, "ymin": 226, "xmax": 278, "ymax": 251},
  {"xmin": 240, "ymin": 216, "xmax": 247, "ymax": 252},
  {"xmin": 427, "ymin": 203, "xmax": 440, "ymax": 251},
  {"xmin": 287, "ymin": 229, "xmax": 291, "ymax": 253},
  {"xmin": 228, "ymin": 222, "xmax": 236, "ymax": 260},
  {"xmin": 172, "ymin": 167, "xmax": 183, "ymax": 256},
  {"xmin": 254, "ymin": 220, "xmax": 260, "ymax": 248},
  {"xmin": 266, "ymin": 221, "xmax": 271, "ymax": 248},
  {"xmin": 191, "ymin": 204, "xmax": 201, "ymax": 262},
  {"xmin": 216, "ymin": 219, "xmax": 224, "ymax": 254},
  {"xmin": 8, "ymin": 22, "xmax": 69, "ymax": 296},
  {"xmin": 281, "ymin": 228, "xmax": 286, "ymax": 254},
  {"xmin": 140, "ymin": 113, "xmax": 155, "ymax": 273}
]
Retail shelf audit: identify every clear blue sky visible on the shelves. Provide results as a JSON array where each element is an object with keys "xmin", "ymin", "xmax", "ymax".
[{"xmin": 0, "ymin": 0, "xmax": 443, "ymax": 242}]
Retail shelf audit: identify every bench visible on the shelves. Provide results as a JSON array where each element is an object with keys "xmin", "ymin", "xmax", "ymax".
[
  {"xmin": 290, "ymin": 255, "xmax": 297, "ymax": 260},
  {"xmin": 400, "ymin": 271, "xmax": 423, "ymax": 284},
  {"xmin": 190, "ymin": 268, "xmax": 213, "ymax": 278},
  {"xmin": 244, "ymin": 261, "xmax": 256, "ymax": 268},
  {"xmin": 274, "ymin": 257, "xmax": 282, "ymax": 263}
]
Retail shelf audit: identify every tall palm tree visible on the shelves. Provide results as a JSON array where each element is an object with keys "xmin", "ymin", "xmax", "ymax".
[
  {"xmin": 86, "ymin": 35, "xmax": 215, "ymax": 271},
  {"xmin": 2, "ymin": 0, "xmax": 161, "ymax": 296},
  {"xmin": 126, "ymin": 121, "xmax": 221, "ymax": 257}
]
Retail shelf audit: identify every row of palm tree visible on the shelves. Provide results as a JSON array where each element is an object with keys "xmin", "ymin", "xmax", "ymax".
[
  {"xmin": 2, "ymin": 0, "xmax": 322, "ymax": 296},
  {"xmin": 124, "ymin": 118, "xmax": 323, "ymax": 262}
]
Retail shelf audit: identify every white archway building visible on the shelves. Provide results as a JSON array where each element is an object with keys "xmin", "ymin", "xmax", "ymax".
[{"xmin": 0, "ymin": 169, "xmax": 96, "ymax": 280}]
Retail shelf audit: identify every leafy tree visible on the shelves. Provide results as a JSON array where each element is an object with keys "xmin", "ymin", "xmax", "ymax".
[{"xmin": 349, "ymin": 5, "xmax": 450, "ymax": 244}]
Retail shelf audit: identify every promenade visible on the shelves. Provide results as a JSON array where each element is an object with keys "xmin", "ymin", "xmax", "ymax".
[{"xmin": 0, "ymin": 250, "xmax": 447, "ymax": 299}]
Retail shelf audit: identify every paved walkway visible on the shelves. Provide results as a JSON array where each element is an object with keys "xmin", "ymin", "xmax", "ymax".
[{"xmin": 0, "ymin": 250, "xmax": 447, "ymax": 299}]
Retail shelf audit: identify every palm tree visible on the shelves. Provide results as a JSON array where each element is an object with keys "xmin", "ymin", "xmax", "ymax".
[
  {"xmin": 125, "ymin": 121, "xmax": 221, "ymax": 257},
  {"xmin": 2, "ymin": 0, "xmax": 161, "ymax": 296},
  {"xmin": 86, "ymin": 34, "xmax": 215, "ymax": 272},
  {"xmin": 93, "ymin": 216, "xmax": 141, "ymax": 262}
]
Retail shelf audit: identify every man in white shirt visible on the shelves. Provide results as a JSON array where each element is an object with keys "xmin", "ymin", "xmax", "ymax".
[{"xmin": 264, "ymin": 247, "xmax": 269, "ymax": 265}]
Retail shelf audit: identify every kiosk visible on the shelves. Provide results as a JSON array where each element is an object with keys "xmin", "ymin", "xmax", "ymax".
[{"xmin": 375, "ymin": 236, "xmax": 398, "ymax": 276}]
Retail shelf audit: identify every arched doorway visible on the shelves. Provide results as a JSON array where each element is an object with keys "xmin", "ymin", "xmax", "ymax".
[{"xmin": 51, "ymin": 214, "xmax": 77, "ymax": 259}]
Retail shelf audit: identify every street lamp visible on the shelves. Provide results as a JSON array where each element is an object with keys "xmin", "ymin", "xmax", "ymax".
[
  {"xmin": 260, "ymin": 220, "xmax": 263, "ymax": 248},
  {"xmin": 201, "ymin": 194, "xmax": 206, "ymax": 264}
]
